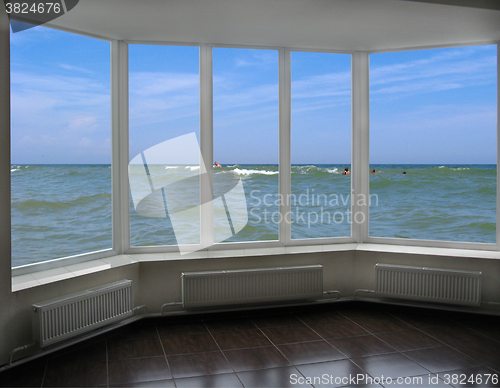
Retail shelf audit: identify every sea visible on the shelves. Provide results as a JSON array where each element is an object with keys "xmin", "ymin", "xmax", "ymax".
[{"xmin": 11, "ymin": 163, "xmax": 496, "ymax": 267}]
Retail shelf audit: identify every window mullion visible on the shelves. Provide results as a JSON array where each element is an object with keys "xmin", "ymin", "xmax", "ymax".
[
  {"xmin": 111, "ymin": 40, "xmax": 130, "ymax": 254},
  {"xmin": 200, "ymin": 44, "xmax": 214, "ymax": 249},
  {"xmin": 279, "ymin": 48, "xmax": 291, "ymax": 246},
  {"xmin": 351, "ymin": 51, "xmax": 370, "ymax": 243}
]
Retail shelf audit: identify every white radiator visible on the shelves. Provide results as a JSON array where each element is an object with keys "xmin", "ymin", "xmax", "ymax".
[
  {"xmin": 375, "ymin": 264, "xmax": 481, "ymax": 306},
  {"xmin": 32, "ymin": 280, "xmax": 133, "ymax": 347},
  {"xmin": 182, "ymin": 265, "xmax": 323, "ymax": 308}
]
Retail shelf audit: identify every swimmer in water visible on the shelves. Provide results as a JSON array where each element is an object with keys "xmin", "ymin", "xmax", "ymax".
[
  {"xmin": 371, "ymin": 169, "xmax": 376, "ymax": 173},
  {"xmin": 214, "ymin": 161, "xmax": 222, "ymax": 168},
  {"xmin": 402, "ymin": 171, "xmax": 406, "ymax": 174},
  {"xmin": 342, "ymin": 167, "xmax": 350, "ymax": 175}
]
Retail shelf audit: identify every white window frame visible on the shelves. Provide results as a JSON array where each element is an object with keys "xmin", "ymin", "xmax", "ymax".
[
  {"xmin": 364, "ymin": 43, "xmax": 500, "ymax": 252},
  {"xmin": 10, "ymin": 32, "xmax": 500, "ymax": 277}
]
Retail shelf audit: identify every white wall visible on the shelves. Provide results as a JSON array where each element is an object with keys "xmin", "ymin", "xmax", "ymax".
[{"xmin": 3, "ymin": 245, "xmax": 500, "ymax": 366}]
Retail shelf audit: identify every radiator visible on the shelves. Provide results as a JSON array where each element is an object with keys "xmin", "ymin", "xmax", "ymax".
[
  {"xmin": 375, "ymin": 264, "xmax": 481, "ymax": 306},
  {"xmin": 32, "ymin": 280, "xmax": 133, "ymax": 347},
  {"xmin": 182, "ymin": 265, "xmax": 323, "ymax": 308}
]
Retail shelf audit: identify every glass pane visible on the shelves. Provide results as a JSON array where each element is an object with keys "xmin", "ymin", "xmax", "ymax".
[
  {"xmin": 213, "ymin": 48, "xmax": 279, "ymax": 243},
  {"xmin": 10, "ymin": 27, "xmax": 111, "ymax": 267},
  {"xmin": 291, "ymin": 52, "xmax": 351, "ymax": 240},
  {"xmin": 129, "ymin": 45, "xmax": 200, "ymax": 247},
  {"xmin": 370, "ymin": 45, "xmax": 497, "ymax": 243}
]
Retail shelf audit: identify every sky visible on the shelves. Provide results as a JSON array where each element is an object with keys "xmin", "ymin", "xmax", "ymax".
[{"xmin": 10, "ymin": 25, "xmax": 498, "ymax": 165}]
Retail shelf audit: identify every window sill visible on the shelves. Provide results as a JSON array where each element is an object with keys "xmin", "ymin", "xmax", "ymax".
[{"xmin": 11, "ymin": 243, "xmax": 500, "ymax": 292}]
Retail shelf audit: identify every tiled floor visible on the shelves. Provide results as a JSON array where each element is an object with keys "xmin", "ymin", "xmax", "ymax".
[{"xmin": 1, "ymin": 301, "xmax": 500, "ymax": 387}]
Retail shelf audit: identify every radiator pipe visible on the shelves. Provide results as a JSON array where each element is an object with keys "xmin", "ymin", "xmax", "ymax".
[
  {"xmin": 323, "ymin": 290, "xmax": 341, "ymax": 300},
  {"xmin": 133, "ymin": 305, "xmax": 148, "ymax": 314},
  {"xmin": 353, "ymin": 289, "xmax": 375, "ymax": 299},
  {"xmin": 9, "ymin": 342, "xmax": 38, "ymax": 366},
  {"xmin": 161, "ymin": 302, "xmax": 183, "ymax": 315}
]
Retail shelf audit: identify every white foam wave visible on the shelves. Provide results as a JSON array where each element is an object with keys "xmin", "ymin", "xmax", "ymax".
[
  {"xmin": 231, "ymin": 168, "xmax": 278, "ymax": 176},
  {"xmin": 326, "ymin": 168, "xmax": 339, "ymax": 174},
  {"xmin": 165, "ymin": 166, "xmax": 179, "ymax": 169},
  {"xmin": 185, "ymin": 166, "xmax": 200, "ymax": 171}
]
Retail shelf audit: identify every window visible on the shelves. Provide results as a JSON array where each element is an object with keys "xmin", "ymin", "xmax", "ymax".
[
  {"xmin": 129, "ymin": 45, "xmax": 200, "ymax": 247},
  {"xmin": 291, "ymin": 52, "xmax": 351, "ymax": 240},
  {"xmin": 11, "ymin": 26, "xmax": 111, "ymax": 268},
  {"xmin": 369, "ymin": 45, "xmax": 497, "ymax": 243},
  {"xmin": 213, "ymin": 48, "xmax": 279, "ymax": 243},
  {"xmin": 9, "ymin": 29, "xmax": 500, "ymax": 274}
]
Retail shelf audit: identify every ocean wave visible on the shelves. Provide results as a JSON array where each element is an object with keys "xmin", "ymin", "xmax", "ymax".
[
  {"xmin": 11, "ymin": 165, "xmax": 30, "ymax": 173},
  {"xmin": 185, "ymin": 166, "xmax": 200, "ymax": 171},
  {"xmin": 436, "ymin": 166, "xmax": 471, "ymax": 171},
  {"xmin": 226, "ymin": 168, "xmax": 279, "ymax": 176},
  {"xmin": 292, "ymin": 165, "xmax": 340, "ymax": 175},
  {"xmin": 13, "ymin": 193, "xmax": 111, "ymax": 211}
]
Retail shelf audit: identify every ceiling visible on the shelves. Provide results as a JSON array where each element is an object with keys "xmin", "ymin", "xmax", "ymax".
[{"xmin": 47, "ymin": 0, "xmax": 500, "ymax": 51}]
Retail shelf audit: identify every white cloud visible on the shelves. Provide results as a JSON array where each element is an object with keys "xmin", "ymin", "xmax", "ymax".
[
  {"xmin": 130, "ymin": 72, "xmax": 199, "ymax": 96},
  {"xmin": 370, "ymin": 46, "xmax": 497, "ymax": 101}
]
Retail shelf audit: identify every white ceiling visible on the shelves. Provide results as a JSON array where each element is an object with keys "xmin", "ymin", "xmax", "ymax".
[{"xmin": 48, "ymin": 0, "xmax": 500, "ymax": 51}]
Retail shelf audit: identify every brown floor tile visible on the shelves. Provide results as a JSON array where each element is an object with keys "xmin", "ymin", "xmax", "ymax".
[
  {"xmin": 403, "ymin": 346, "xmax": 481, "ymax": 373},
  {"xmin": 420, "ymin": 324, "xmax": 485, "ymax": 347},
  {"xmin": 251, "ymin": 313, "xmax": 303, "ymax": 328},
  {"xmin": 294, "ymin": 309, "xmax": 344, "ymax": 325},
  {"xmin": 160, "ymin": 333, "xmax": 219, "ymax": 355},
  {"xmin": 278, "ymin": 340, "xmax": 346, "ymax": 365},
  {"xmin": 224, "ymin": 346, "xmax": 291, "ymax": 372},
  {"xmin": 237, "ymin": 366, "xmax": 313, "ymax": 387},
  {"xmin": 0, "ymin": 362, "xmax": 47, "ymax": 388},
  {"xmin": 156, "ymin": 322, "xmax": 209, "ymax": 337},
  {"xmin": 43, "ymin": 359, "xmax": 107, "ymax": 387},
  {"xmin": 375, "ymin": 329, "xmax": 442, "ymax": 351},
  {"xmin": 391, "ymin": 312, "xmax": 455, "ymax": 329},
  {"xmin": 341, "ymin": 311, "xmax": 413, "ymax": 333},
  {"xmin": 328, "ymin": 334, "xmax": 397, "ymax": 358},
  {"xmin": 107, "ymin": 337, "xmax": 165, "ymax": 360},
  {"xmin": 167, "ymin": 351, "xmax": 232, "ymax": 379},
  {"xmin": 109, "ymin": 379, "xmax": 175, "ymax": 387},
  {"xmin": 212, "ymin": 328, "xmax": 272, "ymax": 350},
  {"xmin": 421, "ymin": 325, "xmax": 500, "ymax": 368},
  {"xmin": 261, "ymin": 325, "xmax": 321, "ymax": 344},
  {"xmin": 162, "ymin": 334, "xmax": 219, "ymax": 356},
  {"xmin": 307, "ymin": 319, "xmax": 370, "ymax": 339},
  {"xmin": 204, "ymin": 318, "xmax": 256, "ymax": 333},
  {"xmin": 457, "ymin": 317, "xmax": 500, "ymax": 343},
  {"xmin": 5, "ymin": 301, "xmax": 500, "ymax": 388},
  {"xmin": 296, "ymin": 359, "xmax": 366, "ymax": 388},
  {"xmin": 175, "ymin": 373, "xmax": 244, "ymax": 387},
  {"xmin": 108, "ymin": 357, "xmax": 171, "ymax": 385},
  {"xmin": 352, "ymin": 353, "xmax": 430, "ymax": 379},
  {"xmin": 50, "ymin": 340, "xmax": 107, "ymax": 363},
  {"xmin": 107, "ymin": 323, "xmax": 159, "ymax": 341}
]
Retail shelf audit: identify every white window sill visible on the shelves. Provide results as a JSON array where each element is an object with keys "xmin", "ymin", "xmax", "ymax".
[{"xmin": 11, "ymin": 243, "xmax": 500, "ymax": 292}]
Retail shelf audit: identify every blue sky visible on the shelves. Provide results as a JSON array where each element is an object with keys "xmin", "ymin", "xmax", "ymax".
[{"xmin": 10, "ymin": 26, "xmax": 497, "ymax": 165}]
